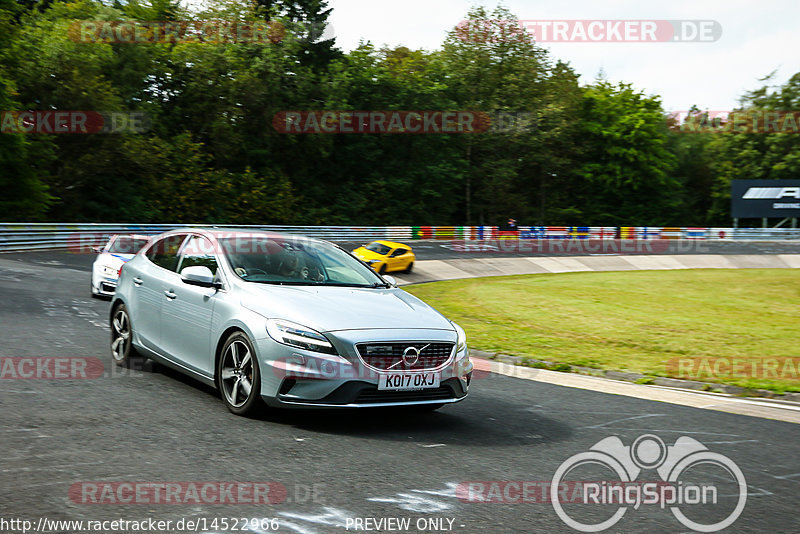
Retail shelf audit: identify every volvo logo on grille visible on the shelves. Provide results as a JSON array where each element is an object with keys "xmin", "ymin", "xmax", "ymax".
[
  {"xmin": 402, "ymin": 346, "xmax": 420, "ymax": 366},
  {"xmin": 401, "ymin": 344, "xmax": 430, "ymax": 367}
]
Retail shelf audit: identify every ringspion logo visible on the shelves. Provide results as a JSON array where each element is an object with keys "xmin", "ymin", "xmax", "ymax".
[{"xmin": 551, "ymin": 434, "xmax": 746, "ymax": 532}]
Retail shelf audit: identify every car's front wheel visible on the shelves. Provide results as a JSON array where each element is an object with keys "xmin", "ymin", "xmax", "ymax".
[
  {"xmin": 110, "ymin": 303, "xmax": 136, "ymax": 367},
  {"xmin": 218, "ymin": 332, "xmax": 263, "ymax": 416}
]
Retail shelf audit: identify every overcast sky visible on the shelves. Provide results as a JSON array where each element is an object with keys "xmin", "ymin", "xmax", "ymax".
[{"xmin": 327, "ymin": 0, "xmax": 800, "ymax": 112}]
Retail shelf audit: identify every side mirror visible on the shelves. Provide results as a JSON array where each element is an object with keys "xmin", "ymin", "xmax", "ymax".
[
  {"xmin": 181, "ymin": 266, "xmax": 219, "ymax": 288},
  {"xmin": 92, "ymin": 246, "xmax": 103, "ymax": 254},
  {"xmin": 383, "ymin": 275, "xmax": 397, "ymax": 287}
]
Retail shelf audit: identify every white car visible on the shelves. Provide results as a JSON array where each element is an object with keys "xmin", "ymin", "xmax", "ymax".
[{"xmin": 91, "ymin": 234, "xmax": 150, "ymax": 298}]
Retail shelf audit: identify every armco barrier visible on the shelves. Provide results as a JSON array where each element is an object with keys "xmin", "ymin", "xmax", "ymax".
[{"xmin": 0, "ymin": 223, "xmax": 798, "ymax": 253}]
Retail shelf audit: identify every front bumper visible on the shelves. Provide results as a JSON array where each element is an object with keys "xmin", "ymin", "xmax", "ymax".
[
  {"xmin": 94, "ymin": 277, "xmax": 118, "ymax": 296},
  {"xmin": 255, "ymin": 328, "xmax": 473, "ymax": 409},
  {"xmin": 264, "ymin": 377, "xmax": 470, "ymax": 409}
]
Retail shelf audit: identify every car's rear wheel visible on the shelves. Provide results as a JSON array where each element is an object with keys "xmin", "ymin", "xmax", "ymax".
[
  {"xmin": 110, "ymin": 303, "xmax": 136, "ymax": 367},
  {"xmin": 404, "ymin": 262, "xmax": 414, "ymax": 274},
  {"xmin": 218, "ymin": 332, "xmax": 263, "ymax": 416}
]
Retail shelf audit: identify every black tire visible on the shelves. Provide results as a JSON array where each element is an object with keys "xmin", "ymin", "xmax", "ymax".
[
  {"xmin": 404, "ymin": 262, "xmax": 414, "ymax": 274},
  {"xmin": 218, "ymin": 331, "xmax": 264, "ymax": 416},
  {"xmin": 110, "ymin": 303, "xmax": 136, "ymax": 367},
  {"xmin": 378, "ymin": 264, "xmax": 387, "ymax": 275}
]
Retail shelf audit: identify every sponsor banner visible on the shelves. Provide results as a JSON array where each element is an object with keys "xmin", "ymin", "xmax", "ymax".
[
  {"xmin": 731, "ymin": 179, "xmax": 800, "ymax": 218},
  {"xmin": 545, "ymin": 226, "xmax": 569, "ymax": 240},
  {"xmin": 439, "ymin": 239, "xmax": 675, "ymax": 254},
  {"xmin": 567, "ymin": 226, "xmax": 589, "ymax": 239},
  {"xmin": 709, "ymin": 227, "xmax": 733, "ymax": 240},
  {"xmin": 684, "ymin": 227, "xmax": 708, "ymax": 239},
  {"xmin": 637, "ymin": 227, "xmax": 662, "ymax": 240},
  {"xmin": 588, "ymin": 227, "xmax": 617, "ymax": 240}
]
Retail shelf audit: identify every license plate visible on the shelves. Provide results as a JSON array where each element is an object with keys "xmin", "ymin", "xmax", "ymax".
[{"xmin": 378, "ymin": 372, "xmax": 440, "ymax": 391}]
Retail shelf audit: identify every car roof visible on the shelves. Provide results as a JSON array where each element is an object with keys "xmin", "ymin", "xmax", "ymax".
[
  {"xmin": 373, "ymin": 240, "xmax": 410, "ymax": 249},
  {"xmin": 158, "ymin": 227, "xmax": 329, "ymax": 245},
  {"xmin": 115, "ymin": 234, "xmax": 151, "ymax": 240}
]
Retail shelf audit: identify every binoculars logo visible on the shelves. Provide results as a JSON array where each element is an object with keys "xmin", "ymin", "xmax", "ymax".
[{"xmin": 551, "ymin": 434, "xmax": 747, "ymax": 532}]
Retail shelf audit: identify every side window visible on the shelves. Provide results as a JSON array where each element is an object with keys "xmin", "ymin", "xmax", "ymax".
[
  {"xmin": 177, "ymin": 236, "xmax": 218, "ymax": 275},
  {"xmin": 146, "ymin": 234, "xmax": 187, "ymax": 272},
  {"xmin": 390, "ymin": 248, "xmax": 406, "ymax": 258}
]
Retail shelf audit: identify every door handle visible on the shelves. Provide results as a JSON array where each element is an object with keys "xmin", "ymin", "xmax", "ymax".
[
  {"xmin": 133, "ymin": 277, "xmax": 143, "ymax": 286},
  {"xmin": 164, "ymin": 290, "xmax": 177, "ymax": 300}
]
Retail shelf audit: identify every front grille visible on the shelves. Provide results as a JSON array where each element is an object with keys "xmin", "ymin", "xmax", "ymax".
[
  {"xmin": 355, "ymin": 386, "xmax": 455, "ymax": 404},
  {"xmin": 355, "ymin": 342, "xmax": 454, "ymax": 371}
]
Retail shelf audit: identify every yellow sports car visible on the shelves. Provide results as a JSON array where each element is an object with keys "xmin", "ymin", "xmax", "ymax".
[{"xmin": 352, "ymin": 240, "xmax": 415, "ymax": 274}]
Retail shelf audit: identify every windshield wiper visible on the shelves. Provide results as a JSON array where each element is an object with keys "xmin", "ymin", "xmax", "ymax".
[{"xmin": 247, "ymin": 279, "xmax": 390, "ymax": 288}]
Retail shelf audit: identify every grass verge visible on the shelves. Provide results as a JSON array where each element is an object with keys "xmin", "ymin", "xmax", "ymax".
[{"xmin": 404, "ymin": 269, "xmax": 800, "ymax": 393}]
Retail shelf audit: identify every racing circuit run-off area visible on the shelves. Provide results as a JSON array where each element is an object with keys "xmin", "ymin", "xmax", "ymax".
[{"xmin": 4, "ymin": 0, "xmax": 800, "ymax": 533}]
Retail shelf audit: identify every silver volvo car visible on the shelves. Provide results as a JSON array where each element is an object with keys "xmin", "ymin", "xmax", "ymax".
[{"xmin": 111, "ymin": 229, "xmax": 472, "ymax": 415}]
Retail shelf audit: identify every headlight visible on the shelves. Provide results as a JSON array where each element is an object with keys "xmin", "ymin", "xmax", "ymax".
[
  {"xmin": 452, "ymin": 321, "xmax": 467, "ymax": 353},
  {"xmin": 366, "ymin": 260, "xmax": 379, "ymax": 265},
  {"xmin": 102, "ymin": 266, "xmax": 117, "ymax": 275},
  {"xmin": 266, "ymin": 319, "xmax": 336, "ymax": 355}
]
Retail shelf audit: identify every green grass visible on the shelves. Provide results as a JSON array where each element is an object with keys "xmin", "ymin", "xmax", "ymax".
[{"xmin": 405, "ymin": 269, "xmax": 800, "ymax": 393}]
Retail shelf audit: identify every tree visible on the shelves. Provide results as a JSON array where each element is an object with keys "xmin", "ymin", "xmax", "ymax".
[
  {"xmin": 0, "ymin": 0, "xmax": 52, "ymax": 220},
  {"xmin": 574, "ymin": 81, "xmax": 679, "ymax": 225}
]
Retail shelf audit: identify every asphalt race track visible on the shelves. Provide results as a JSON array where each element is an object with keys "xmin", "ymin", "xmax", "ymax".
[
  {"xmin": 343, "ymin": 239, "xmax": 800, "ymax": 259},
  {"xmin": 1, "ymin": 249, "xmax": 799, "ymax": 534}
]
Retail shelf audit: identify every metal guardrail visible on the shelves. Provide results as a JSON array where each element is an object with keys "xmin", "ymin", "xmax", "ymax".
[{"xmin": 0, "ymin": 223, "xmax": 798, "ymax": 253}]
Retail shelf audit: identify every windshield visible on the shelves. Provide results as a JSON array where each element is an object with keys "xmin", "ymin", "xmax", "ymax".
[
  {"xmin": 220, "ymin": 236, "xmax": 387, "ymax": 287},
  {"xmin": 108, "ymin": 236, "xmax": 149, "ymax": 254},
  {"xmin": 365, "ymin": 242, "xmax": 391, "ymax": 255}
]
